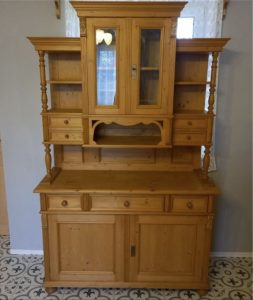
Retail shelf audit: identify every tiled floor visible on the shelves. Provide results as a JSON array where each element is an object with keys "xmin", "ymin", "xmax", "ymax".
[{"xmin": 0, "ymin": 235, "xmax": 252, "ymax": 300}]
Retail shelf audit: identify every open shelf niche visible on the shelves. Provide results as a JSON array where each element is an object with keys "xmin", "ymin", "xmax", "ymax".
[{"xmin": 89, "ymin": 118, "xmax": 171, "ymax": 148}]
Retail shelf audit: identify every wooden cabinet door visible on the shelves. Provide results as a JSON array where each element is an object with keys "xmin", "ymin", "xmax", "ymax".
[
  {"xmin": 129, "ymin": 215, "xmax": 208, "ymax": 283},
  {"xmin": 47, "ymin": 214, "xmax": 125, "ymax": 282},
  {"xmin": 130, "ymin": 19, "xmax": 175, "ymax": 115},
  {"xmin": 87, "ymin": 18, "xmax": 127, "ymax": 115}
]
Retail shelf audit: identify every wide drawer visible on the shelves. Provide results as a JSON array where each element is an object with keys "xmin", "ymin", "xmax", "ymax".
[
  {"xmin": 173, "ymin": 132, "xmax": 206, "ymax": 145},
  {"xmin": 47, "ymin": 194, "xmax": 83, "ymax": 211},
  {"xmin": 49, "ymin": 116, "xmax": 82, "ymax": 129},
  {"xmin": 171, "ymin": 195, "xmax": 208, "ymax": 213},
  {"xmin": 174, "ymin": 118, "xmax": 207, "ymax": 130},
  {"xmin": 49, "ymin": 130, "xmax": 83, "ymax": 143},
  {"xmin": 89, "ymin": 195, "xmax": 165, "ymax": 212}
]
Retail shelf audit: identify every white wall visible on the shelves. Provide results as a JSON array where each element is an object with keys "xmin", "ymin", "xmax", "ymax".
[
  {"xmin": 0, "ymin": 0, "xmax": 66, "ymax": 250},
  {"xmin": 212, "ymin": 0, "xmax": 252, "ymax": 253}
]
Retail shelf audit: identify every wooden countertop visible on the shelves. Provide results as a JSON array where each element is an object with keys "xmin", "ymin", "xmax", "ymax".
[{"xmin": 34, "ymin": 170, "xmax": 219, "ymax": 195}]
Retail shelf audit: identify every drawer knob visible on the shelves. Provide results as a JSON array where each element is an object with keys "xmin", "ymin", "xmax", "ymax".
[
  {"xmin": 64, "ymin": 120, "xmax": 69, "ymax": 125},
  {"xmin": 187, "ymin": 135, "xmax": 191, "ymax": 140},
  {"xmin": 124, "ymin": 200, "xmax": 130, "ymax": 208},
  {"xmin": 187, "ymin": 201, "xmax": 193, "ymax": 209},
  {"xmin": 65, "ymin": 134, "xmax": 69, "ymax": 139},
  {"xmin": 61, "ymin": 200, "xmax": 68, "ymax": 207},
  {"xmin": 188, "ymin": 121, "xmax": 193, "ymax": 126}
]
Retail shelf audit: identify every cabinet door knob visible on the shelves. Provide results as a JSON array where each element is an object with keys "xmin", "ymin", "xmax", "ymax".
[
  {"xmin": 187, "ymin": 201, "xmax": 193, "ymax": 209},
  {"xmin": 124, "ymin": 200, "xmax": 130, "ymax": 208},
  {"xmin": 64, "ymin": 120, "xmax": 69, "ymax": 125},
  {"xmin": 61, "ymin": 200, "xmax": 68, "ymax": 207},
  {"xmin": 65, "ymin": 134, "xmax": 69, "ymax": 139},
  {"xmin": 188, "ymin": 121, "xmax": 193, "ymax": 126}
]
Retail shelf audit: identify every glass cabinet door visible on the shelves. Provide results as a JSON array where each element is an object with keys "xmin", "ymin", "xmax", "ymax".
[
  {"xmin": 140, "ymin": 29, "xmax": 161, "ymax": 106},
  {"xmin": 87, "ymin": 19, "xmax": 127, "ymax": 114},
  {"xmin": 131, "ymin": 19, "xmax": 173, "ymax": 115}
]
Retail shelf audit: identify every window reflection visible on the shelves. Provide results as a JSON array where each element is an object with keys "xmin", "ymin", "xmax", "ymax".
[{"xmin": 96, "ymin": 29, "xmax": 116, "ymax": 106}]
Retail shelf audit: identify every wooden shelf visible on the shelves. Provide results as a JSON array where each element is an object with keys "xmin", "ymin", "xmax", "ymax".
[
  {"xmin": 174, "ymin": 110, "xmax": 208, "ymax": 115},
  {"xmin": 93, "ymin": 136, "xmax": 162, "ymax": 147},
  {"xmin": 47, "ymin": 80, "xmax": 82, "ymax": 85},
  {"xmin": 45, "ymin": 108, "xmax": 83, "ymax": 114},
  {"xmin": 34, "ymin": 169, "xmax": 219, "ymax": 194},
  {"xmin": 141, "ymin": 67, "xmax": 159, "ymax": 71},
  {"xmin": 175, "ymin": 81, "xmax": 210, "ymax": 86}
]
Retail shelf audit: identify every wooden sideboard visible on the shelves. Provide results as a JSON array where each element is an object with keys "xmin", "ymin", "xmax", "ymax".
[{"xmin": 29, "ymin": 1, "xmax": 229, "ymax": 296}]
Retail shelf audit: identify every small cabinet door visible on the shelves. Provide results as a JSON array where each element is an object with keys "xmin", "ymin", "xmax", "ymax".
[
  {"xmin": 47, "ymin": 214, "xmax": 125, "ymax": 282},
  {"xmin": 130, "ymin": 19, "xmax": 174, "ymax": 115},
  {"xmin": 129, "ymin": 215, "xmax": 208, "ymax": 283},
  {"xmin": 87, "ymin": 18, "xmax": 127, "ymax": 114}
]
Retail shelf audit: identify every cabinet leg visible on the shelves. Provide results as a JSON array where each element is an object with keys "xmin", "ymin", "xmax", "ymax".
[
  {"xmin": 197, "ymin": 289, "xmax": 208, "ymax": 297},
  {"xmin": 46, "ymin": 287, "xmax": 57, "ymax": 294}
]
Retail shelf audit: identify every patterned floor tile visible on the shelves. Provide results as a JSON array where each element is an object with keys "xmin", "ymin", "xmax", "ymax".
[{"xmin": 0, "ymin": 236, "xmax": 252, "ymax": 300}]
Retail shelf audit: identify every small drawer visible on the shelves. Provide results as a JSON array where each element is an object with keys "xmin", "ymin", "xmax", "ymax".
[
  {"xmin": 49, "ymin": 130, "xmax": 83, "ymax": 143},
  {"xmin": 173, "ymin": 132, "xmax": 206, "ymax": 145},
  {"xmin": 90, "ymin": 195, "xmax": 165, "ymax": 212},
  {"xmin": 171, "ymin": 196, "xmax": 208, "ymax": 213},
  {"xmin": 174, "ymin": 118, "xmax": 207, "ymax": 130},
  {"xmin": 47, "ymin": 194, "xmax": 82, "ymax": 211},
  {"xmin": 49, "ymin": 117, "xmax": 82, "ymax": 129}
]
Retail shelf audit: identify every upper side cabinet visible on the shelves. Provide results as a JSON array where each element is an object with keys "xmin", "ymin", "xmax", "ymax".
[{"xmin": 86, "ymin": 18, "xmax": 176, "ymax": 116}]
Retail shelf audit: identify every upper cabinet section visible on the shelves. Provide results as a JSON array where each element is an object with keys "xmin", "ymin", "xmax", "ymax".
[{"xmin": 72, "ymin": 1, "xmax": 186, "ymax": 115}]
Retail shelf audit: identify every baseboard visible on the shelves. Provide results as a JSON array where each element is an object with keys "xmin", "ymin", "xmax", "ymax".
[
  {"xmin": 10, "ymin": 249, "xmax": 44, "ymax": 255},
  {"xmin": 9, "ymin": 249, "xmax": 252, "ymax": 257},
  {"xmin": 212, "ymin": 252, "xmax": 252, "ymax": 258}
]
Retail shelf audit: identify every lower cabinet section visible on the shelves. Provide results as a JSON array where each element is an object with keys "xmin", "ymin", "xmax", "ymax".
[
  {"xmin": 47, "ymin": 214, "xmax": 125, "ymax": 282},
  {"xmin": 42, "ymin": 195, "xmax": 214, "ymax": 289},
  {"xmin": 129, "ymin": 215, "xmax": 207, "ymax": 283}
]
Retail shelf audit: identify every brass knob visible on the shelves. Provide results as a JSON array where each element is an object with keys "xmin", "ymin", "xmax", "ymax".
[
  {"xmin": 187, "ymin": 135, "xmax": 191, "ymax": 140},
  {"xmin": 124, "ymin": 200, "xmax": 130, "ymax": 208},
  {"xmin": 64, "ymin": 120, "xmax": 69, "ymax": 125},
  {"xmin": 187, "ymin": 121, "xmax": 193, "ymax": 126},
  {"xmin": 61, "ymin": 200, "xmax": 68, "ymax": 207},
  {"xmin": 187, "ymin": 201, "xmax": 193, "ymax": 209},
  {"xmin": 65, "ymin": 134, "xmax": 69, "ymax": 139}
]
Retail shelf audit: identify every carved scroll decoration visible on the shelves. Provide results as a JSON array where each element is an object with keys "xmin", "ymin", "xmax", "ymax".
[{"xmin": 80, "ymin": 18, "xmax": 87, "ymax": 37}]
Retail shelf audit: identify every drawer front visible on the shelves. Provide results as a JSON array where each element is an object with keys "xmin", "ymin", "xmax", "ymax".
[
  {"xmin": 174, "ymin": 118, "xmax": 207, "ymax": 130},
  {"xmin": 171, "ymin": 196, "xmax": 208, "ymax": 213},
  {"xmin": 90, "ymin": 195, "xmax": 165, "ymax": 212},
  {"xmin": 47, "ymin": 195, "xmax": 82, "ymax": 211},
  {"xmin": 49, "ymin": 130, "xmax": 83, "ymax": 143},
  {"xmin": 173, "ymin": 132, "xmax": 206, "ymax": 145},
  {"xmin": 49, "ymin": 117, "xmax": 82, "ymax": 129}
]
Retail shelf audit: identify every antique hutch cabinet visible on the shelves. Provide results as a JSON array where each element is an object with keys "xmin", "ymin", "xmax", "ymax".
[{"xmin": 28, "ymin": 1, "xmax": 229, "ymax": 296}]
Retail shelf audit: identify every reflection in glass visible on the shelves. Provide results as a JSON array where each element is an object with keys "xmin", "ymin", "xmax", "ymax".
[
  {"xmin": 96, "ymin": 28, "xmax": 116, "ymax": 106},
  {"xmin": 140, "ymin": 29, "xmax": 161, "ymax": 105}
]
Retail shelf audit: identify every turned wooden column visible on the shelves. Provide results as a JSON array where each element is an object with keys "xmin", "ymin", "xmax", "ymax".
[
  {"xmin": 38, "ymin": 51, "xmax": 52, "ymax": 180},
  {"xmin": 203, "ymin": 52, "xmax": 219, "ymax": 180},
  {"xmin": 44, "ymin": 144, "xmax": 52, "ymax": 179},
  {"xmin": 38, "ymin": 51, "xmax": 48, "ymax": 113}
]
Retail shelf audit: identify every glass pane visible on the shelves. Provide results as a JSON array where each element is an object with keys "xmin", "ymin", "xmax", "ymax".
[
  {"xmin": 96, "ymin": 28, "xmax": 116, "ymax": 106},
  {"xmin": 140, "ymin": 29, "xmax": 161, "ymax": 105}
]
